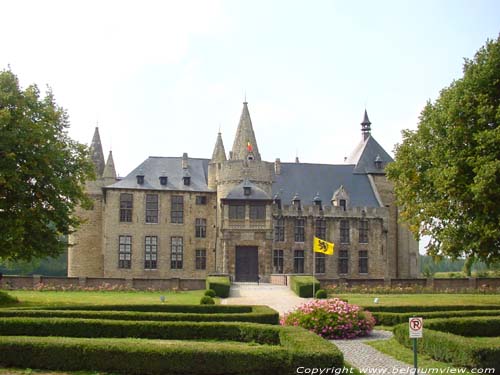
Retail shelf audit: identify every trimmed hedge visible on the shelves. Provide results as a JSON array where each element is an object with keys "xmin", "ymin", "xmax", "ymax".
[
  {"xmin": 206, "ymin": 276, "xmax": 231, "ymax": 298},
  {"xmin": 40, "ymin": 304, "xmax": 249, "ymax": 313},
  {"xmin": 374, "ymin": 309, "xmax": 500, "ymax": 326},
  {"xmin": 393, "ymin": 318, "xmax": 500, "ymax": 370},
  {"xmin": 0, "ymin": 290, "xmax": 17, "ymax": 306},
  {"xmin": 0, "ymin": 305, "xmax": 280, "ymax": 325},
  {"xmin": 424, "ymin": 316, "xmax": 500, "ymax": 337},
  {"xmin": 204, "ymin": 289, "xmax": 216, "ymax": 297},
  {"xmin": 290, "ymin": 276, "xmax": 320, "ymax": 298},
  {"xmin": 0, "ymin": 324, "xmax": 343, "ymax": 374},
  {"xmin": 363, "ymin": 304, "xmax": 500, "ymax": 313},
  {"xmin": 200, "ymin": 296, "xmax": 215, "ymax": 305}
]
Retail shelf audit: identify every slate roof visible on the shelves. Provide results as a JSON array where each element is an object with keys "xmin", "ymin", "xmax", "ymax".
[
  {"xmin": 106, "ymin": 157, "xmax": 212, "ymax": 192},
  {"xmin": 224, "ymin": 180, "xmax": 271, "ymax": 201},
  {"xmin": 272, "ymin": 163, "xmax": 380, "ymax": 207},
  {"xmin": 346, "ymin": 135, "xmax": 394, "ymax": 174}
]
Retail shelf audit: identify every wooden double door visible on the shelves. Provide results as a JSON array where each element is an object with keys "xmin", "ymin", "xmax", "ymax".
[{"xmin": 235, "ymin": 246, "xmax": 259, "ymax": 282}]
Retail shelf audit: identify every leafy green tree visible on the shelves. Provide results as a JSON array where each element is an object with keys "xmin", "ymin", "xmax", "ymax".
[
  {"xmin": 0, "ymin": 69, "xmax": 94, "ymax": 261},
  {"xmin": 387, "ymin": 36, "xmax": 500, "ymax": 264}
]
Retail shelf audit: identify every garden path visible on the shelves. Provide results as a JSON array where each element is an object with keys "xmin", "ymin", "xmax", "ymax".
[{"xmin": 223, "ymin": 283, "xmax": 413, "ymax": 372}]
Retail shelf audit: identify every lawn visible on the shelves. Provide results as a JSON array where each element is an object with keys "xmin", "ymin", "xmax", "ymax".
[{"xmin": 5, "ymin": 289, "xmax": 208, "ymax": 307}]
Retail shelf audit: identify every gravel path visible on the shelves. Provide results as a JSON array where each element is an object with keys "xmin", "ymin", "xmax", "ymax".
[{"xmin": 223, "ymin": 283, "xmax": 414, "ymax": 372}]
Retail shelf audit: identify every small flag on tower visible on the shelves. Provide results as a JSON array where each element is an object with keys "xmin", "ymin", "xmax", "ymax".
[
  {"xmin": 247, "ymin": 141, "xmax": 253, "ymax": 152},
  {"xmin": 313, "ymin": 236, "xmax": 335, "ymax": 255}
]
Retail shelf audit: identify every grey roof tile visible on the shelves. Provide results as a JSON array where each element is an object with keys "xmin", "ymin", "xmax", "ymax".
[
  {"xmin": 347, "ymin": 135, "xmax": 394, "ymax": 174},
  {"xmin": 224, "ymin": 180, "xmax": 271, "ymax": 200}
]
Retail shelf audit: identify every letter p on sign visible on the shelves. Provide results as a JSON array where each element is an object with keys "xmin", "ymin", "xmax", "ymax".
[{"xmin": 409, "ymin": 317, "xmax": 423, "ymax": 338}]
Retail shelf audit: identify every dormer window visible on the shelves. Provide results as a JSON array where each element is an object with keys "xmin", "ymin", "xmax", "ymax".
[
  {"xmin": 136, "ymin": 175, "xmax": 144, "ymax": 185},
  {"xmin": 374, "ymin": 155, "xmax": 383, "ymax": 169},
  {"xmin": 313, "ymin": 193, "xmax": 322, "ymax": 210},
  {"xmin": 247, "ymin": 154, "xmax": 254, "ymax": 161},
  {"xmin": 339, "ymin": 199, "xmax": 346, "ymax": 211},
  {"xmin": 244, "ymin": 186, "xmax": 251, "ymax": 196},
  {"xmin": 273, "ymin": 194, "xmax": 282, "ymax": 209},
  {"xmin": 183, "ymin": 176, "xmax": 191, "ymax": 186},
  {"xmin": 292, "ymin": 193, "xmax": 301, "ymax": 210},
  {"xmin": 159, "ymin": 176, "xmax": 168, "ymax": 186}
]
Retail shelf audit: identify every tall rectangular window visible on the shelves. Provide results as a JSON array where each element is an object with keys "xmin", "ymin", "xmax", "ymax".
[
  {"xmin": 273, "ymin": 249, "xmax": 284, "ymax": 274},
  {"xmin": 359, "ymin": 220, "xmax": 369, "ymax": 244},
  {"xmin": 249, "ymin": 204, "xmax": 266, "ymax": 220},
  {"xmin": 145, "ymin": 194, "xmax": 159, "ymax": 223},
  {"xmin": 171, "ymin": 237, "xmax": 183, "ymax": 269},
  {"xmin": 229, "ymin": 204, "xmax": 245, "ymax": 219},
  {"xmin": 315, "ymin": 253, "xmax": 326, "ymax": 274},
  {"xmin": 294, "ymin": 218, "xmax": 305, "ymax": 242},
  {"xmin": 195, "ymin": 249, "xmax": 206, "ymax": 270},
  {"xmin": 144, "ymin": 236, "xmax": 157, "ymax": 270},
  {"xmin": 315, "ymin": 219, "xmax": 326, "ymax": 240},
  {"xmin": 293, "ymin": 250, "xmax": 305, "ymax": 273},
  {"xmin": 340, "ymin": 220, "xmax": 350, "ymax": 244},
  {"xmin": 359, "ymin": 250, "xmax": 368, "ymax": 274},
  {"xmin": 195, "ymin": 218, "xmax": 207, "ymax": 238},
  {"xmin": 118, "ymin": 235, "xmax": 131, "ymax": 269},
  {"xmin": 339, "ymin": 250, "xmax": 349, "ymax": 274},
  {"xmin": 274, "ymin": 218, "xmax": 285, "ymax": 242},
  {"xmin": 119, "ymin": 193, "xmax": 133, "ymax": 222},
  {"xmin": 171, "ymin": 196, "xmax": 183, "ymax": 224}
]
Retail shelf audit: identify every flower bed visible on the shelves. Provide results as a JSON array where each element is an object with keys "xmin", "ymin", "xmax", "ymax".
[{"xmin": 281, "ymin": 298, "xmax": 375, "ymax": 339}]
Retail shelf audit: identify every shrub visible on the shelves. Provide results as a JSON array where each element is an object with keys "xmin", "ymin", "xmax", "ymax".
[
  {"xmin": 204, "ymin": 289, "xmax": 216, "ymax": 297},
  {"xmin": 0, "ymin": 290, "xmax": 18, "ymax": 305},
  {"xmin": 424, "ymin": 316, "xmax": 500, "ymax": 337},
  {"xmin": 281, "ymin": 298, "xmax": 375, "ymax": 339},
  {"xmin": 393, "ymin": 322, "xmax": 500, "ymax": 369},
  {"xmin": 315, "ymin": 289, "xmax": 327, "ymax": 299},
  {"xmin": 364, "ymin": 304, "xmax": 500, "ymax": 313},
  {"xmin": 0, "ymin": 306, "xmax": 280, "ymax": 325},
  {"xmin": 41, "ymin": 304, "xmax": 250, "ymax": 313},
  {"xmin": 200, "ymin": 296, "xmax": 215, "ymax": 305},
  {"xmin": 206, "ymin": 276, "xmax": 230, "ymax": 298},
  {"xmin": 374, "ymin": 310, "xmax": 500, "ymax": 326},
  {"xmin": 290, "ymin": 276, "xmax": 320, "ymax": 298}
]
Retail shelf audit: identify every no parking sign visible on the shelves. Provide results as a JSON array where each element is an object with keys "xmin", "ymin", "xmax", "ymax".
[{"xmin": 409, "ymin": 317, "xmax": 423, "ymax": 338}]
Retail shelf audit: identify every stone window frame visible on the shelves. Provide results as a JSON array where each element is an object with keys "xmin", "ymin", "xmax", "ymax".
[
  {"xmin": 294, "ymin": 218, "xmax": 305, "ymax": 242},
  {"xmin": 274, "ymin": 217, "xmax": 285, "ymax": 242},
  {"xmin": 228, "ymin": 204, "xmax": 245, "ymax": 220},
  {"xmin": 359, "ymin": 220, "xmax": 369, "ymax": 244},
  {"xmin": 315, "ymin": 252, "xmax": 326, "ymax": 274},
  {"xmin": 170, "ymin": 236, "xmax": 183, "ymax": 269},
  {"xmin": 359, "ymin": 250, "xmax": 368, "ymax": 274},
  {"xmin": 315, "ymin": 218, "xmax": 326, "ymax": 240},
  {"xmin": 195, "ymin": 249, "xmax": 206, "ymax": 270},
  {"xmin": 195, "ymin": 196, "xmax": 207, "ymax": 205},
  {"xmin": 144, "ymin": 236, "xmax": 158, "ymax": 270},
  {"xmin": 249, "ymin": 204, "xmax": 266, "ymax": 220},
  {"xmin": 339, "ymin": 249, "xmax": 349, "ymax": 275},
  {"xmin": 272, "ymin": 249, "xmax": 284, "ymax": 274},
  {"xmin": 340, "ymin": 219, "xmax": 350, "ymax": 244},
  {"xmin": 145, "ymin": 194, "xmax": 159, "ymax": 224},
  {"xmin": 119, "ymin": 193, "xmax": 133, "ymax": 222},
  {"xmin": 118, "ymin": 235, "xmax": 132, "ymax": 269},
  {"xmin": 171, "ymin": 195, "xmax": 184, "ymax": 224},
  {"xmin": 293, "ymin": 250, "xmax": 305, "ymax": 273},
  {"xmin": 195, "ymin": 218, "xmax": 207, "ymax": 238}
]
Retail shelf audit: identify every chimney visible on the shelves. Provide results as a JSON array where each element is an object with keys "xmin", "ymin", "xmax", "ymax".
[
  {"xmin": 275, "ymin": 158, "xmax": 281, "ymax": 175},
  {"xmin": 182, "ymin": 152, "xmax": 188, "ymax": 169},
  {"xmin": 295, "ymin": 156, "xmax": 300, "ymax": 163}
]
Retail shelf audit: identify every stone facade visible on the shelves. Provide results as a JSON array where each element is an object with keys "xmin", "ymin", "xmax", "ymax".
[{"xmin": 68, "ymin": 103, "xmax": 419, "ymax": 282}]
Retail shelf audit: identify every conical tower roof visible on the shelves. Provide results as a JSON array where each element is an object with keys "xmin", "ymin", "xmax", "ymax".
[
  {"xmin": 90, "ymin": 127, "xmax": 105, "ymax": 176},
  {"xmin": 230, "ymin": 102, "xmax": 261, "ymax": 161},
  {"xmin": 103, "ymin": 150, "xmax": 117, "ymax": 180},
  {"xmin": 211, "ymin": 132, "xmax": 227, "ymax": 162}
]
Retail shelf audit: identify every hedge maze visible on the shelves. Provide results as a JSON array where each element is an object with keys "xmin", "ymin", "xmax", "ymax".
[{"xmin": 0, "ymin": 303, "xmax": 344, "ymax": 374}]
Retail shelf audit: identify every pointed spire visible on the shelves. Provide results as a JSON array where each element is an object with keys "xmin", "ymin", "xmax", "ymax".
[
  {"xmin": 361, "ymin": 109, "xmax": 372, "ymax": 141},
  {"xmin": 230, "ymin": 102, "xmax": 261, "ymax": 161},
  {"xmin": 211, "ymin": 132, "xmax": 227, "ymax": 162},
  {"xmin": 90, "ymin": 127, "xmax": 105, "ymax": 177},
  {"xmin": 102, "ymin": 151, "xmax": 117, "ymax": 180}
]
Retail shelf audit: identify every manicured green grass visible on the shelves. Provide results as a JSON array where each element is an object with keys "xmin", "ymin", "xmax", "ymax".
[
  {"xmin": 367, "ymin": 338, "xmax": 473, "ymax": 375},
  {"xmin": 337, "ymin": 293, "xmax": 500, "ymax": 308},
  {"xmin": 4, "ymin": 290, "xmax": 208, "ymax": 308}
]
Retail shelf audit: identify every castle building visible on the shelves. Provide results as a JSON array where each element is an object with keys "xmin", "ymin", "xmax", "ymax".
[{"xmin": 68, "ymin": 102, "xmax": 419, "ymax": 282}]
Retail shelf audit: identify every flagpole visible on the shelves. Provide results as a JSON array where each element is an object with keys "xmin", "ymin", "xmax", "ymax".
[{"xmin": 312, "ymin": 238, "xmax": 316, "ymax": 298}]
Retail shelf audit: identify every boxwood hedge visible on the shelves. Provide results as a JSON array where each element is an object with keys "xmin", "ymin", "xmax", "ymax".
[
  {"xmin": 0, "ymin": 323, "xmax": 343, "ymax": 375},
  {"xmin": 290, "ymin": 276, "xmax": 320, "ymax": 298},
  {"xmin": 363, "ymin": 304, "xmax": 500, "ymax": 313},
  {"xmin": 373, "ymin": 309, "xmax": 500, "ymax": 326},
  {"xmin": 393, "ymin": 317, "xmax": 500, "ymax": 370},
  {"xmin": 39, "ymin": 303, "xmax": 248, "ymax": 313},
  {"xmin": 206, "ymin": 276, "xmax": 231, "ymax": 298}
]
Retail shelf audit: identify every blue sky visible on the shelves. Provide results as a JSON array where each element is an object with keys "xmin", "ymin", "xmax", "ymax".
[{"xmin": 1, "ymin": 0, "xmax": 499, "ymax": 253}]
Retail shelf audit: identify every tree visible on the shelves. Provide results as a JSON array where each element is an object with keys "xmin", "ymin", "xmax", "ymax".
[
  {"xmin": 0, "ymin": 69, "xmax": 94, "ymax": 261},
  {"xmin": 387, "ymin": 35, "xmax": 500, "ymax": 264}
]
